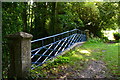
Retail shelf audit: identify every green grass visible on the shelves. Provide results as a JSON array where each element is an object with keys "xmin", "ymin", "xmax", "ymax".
[
  {"xmin": 30, "ymin": 41, "xmax": 119, "ymax": 78},
  {"xmin": 81, "ymin": 42, "xmax": 119, "ymax": 76}
]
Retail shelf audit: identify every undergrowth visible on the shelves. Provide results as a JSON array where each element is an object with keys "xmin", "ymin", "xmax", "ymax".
[{"xmin": 30, "ymin": 37, "xmax": 119, "ymax": 79}]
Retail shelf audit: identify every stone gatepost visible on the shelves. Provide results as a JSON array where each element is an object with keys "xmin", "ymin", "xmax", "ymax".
[
  {"xmin": 6, "ymin": 32, "xmax": 33, "ymax": 79},
  {"xmin": 85, "ymin": 29, "xmax": 89, "ymax": 40}
]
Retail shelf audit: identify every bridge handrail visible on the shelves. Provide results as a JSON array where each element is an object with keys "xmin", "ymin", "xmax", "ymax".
[
  {"xmin": 31, "ymin": 29, "xmax": 81, "ymax": 43},
  {"xmin": 31, "ymin": 29, "xmax": 87, "ymax": 69},
  {"xmin": 31, "ymin": 34, "xmax": 76, "ymax": 52}
]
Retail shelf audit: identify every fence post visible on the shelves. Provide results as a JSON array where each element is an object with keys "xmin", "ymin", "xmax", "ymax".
[
  {"xmin": 6, "ymin": 32, "xmax": 33, "ymax": 79},
  {"xmin": 85, "ymin": 29, "xmax": 89, "ymax": 40}
]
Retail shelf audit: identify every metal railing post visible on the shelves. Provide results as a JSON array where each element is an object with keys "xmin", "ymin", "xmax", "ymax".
[{"xmin": 85, "ymin": 29, "xmax": 89, "ymax": 40}]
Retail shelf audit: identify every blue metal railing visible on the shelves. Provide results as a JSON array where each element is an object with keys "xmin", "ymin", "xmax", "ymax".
[{"xmin": 31, "ymin": 29, "xmax": 86, "ymax": 69}]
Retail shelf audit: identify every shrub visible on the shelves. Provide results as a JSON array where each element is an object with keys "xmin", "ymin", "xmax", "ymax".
[
  {"xmin": 101, "ymin": 36, "xmax": 109, "ymax": 42},
  {"xmin": 53, "ymin": 56, "xmax": 70, "ymax": 64},
  {"xmin": 88, "ymin": 37, "xmax": 103, "ymax": 43},
  {"xmin": 113, "ymin": 32, "xmax": 120, "ymax": 40}
]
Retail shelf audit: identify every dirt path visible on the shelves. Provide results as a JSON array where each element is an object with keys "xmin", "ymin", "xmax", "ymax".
[
  {"xmin": 55, "ymin": 60, "xmax": 113, "ymax": 80},
  {"xmin": 69, "ymin": 60, "xmax": 111, "ymax": 78}
]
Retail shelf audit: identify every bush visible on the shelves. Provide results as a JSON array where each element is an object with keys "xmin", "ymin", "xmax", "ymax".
[
  {"xmin": 88, "ymin": 37, "xmax": 103, "ymax": 43},
  {"xmin": 101, "ymin": 37, "xmax": 109, "ymax": 42},
  {"xmin": 53, "ymin": 56, "xmax": 70, "ymax": 65},
  {"xmin": 113, "ymin": 32, "xmax": 120, "ymax": 40}
]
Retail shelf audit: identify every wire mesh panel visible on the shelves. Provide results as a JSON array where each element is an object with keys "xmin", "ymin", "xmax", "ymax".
[{"xmin": 31, "ymin": 29, "xmax": 86, "ymax": 69}]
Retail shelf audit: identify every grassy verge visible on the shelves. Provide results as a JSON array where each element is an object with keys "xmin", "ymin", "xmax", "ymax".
[
  {"xmin": 81, "ymin": 42, "xmax": 119, "ymax": 77},
  {"xmin": 30, "ymin": 41, "xmax": 119, "ymax": 79}
]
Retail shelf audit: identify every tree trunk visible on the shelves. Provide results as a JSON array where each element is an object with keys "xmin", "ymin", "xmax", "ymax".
[
  {"xmin": 50, "ymin": 2, "xmax": 57, "ymax": 35},
  {"xmin": 21, "ymin": 2, "xmax": 28, "ymax": 32}
]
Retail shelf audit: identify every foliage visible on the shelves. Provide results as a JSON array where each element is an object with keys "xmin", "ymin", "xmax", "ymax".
[
  {"xmin": 101, "ymin": 36, "xmax": 109, "ymax": 42},
  {"xmin": 97, "ymin": 2, "xmax": 119, "ymax": 30},
  {"xmin": 2, "ymin": 2, "xmax": 119, "ymax": 38},
  {"xmin": 53, "ymin": 56, "xmax": 70, "ymax": 64},
  {"xmin": 87, "ymin": 37, "xmax": 104, "ymax": 43},
  {"xmin": 71, "ymin": 2, "xmax": 102, "ymax": 37},
  {"xmin": 113, "ymin": 32, "xmax": 120, "ymax": 40},
  {"xmin": 30, "ymin": 66, "xmax": 47, "ymax": 79},
  {"xmin": 30, "ymin": 56, "xmax": 71, "ymax": 79}
]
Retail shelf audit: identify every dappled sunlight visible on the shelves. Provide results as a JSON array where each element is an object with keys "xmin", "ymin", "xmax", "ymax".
[
  {"xmin": 91, "ymin": 58, "xmax": 96, "ymax": 60},
  {"xmin": 72, "ymin": 51, "xmax": 76, "ymax": 54},
  {"xmin": 114, "ymin": 43, "xmax": 119, "ymax": 46},
  {"xmin": 80, "ymin": 50, "xmax": 90, "ymax": 54},
  {"xmin": 75, "ymin": 48, "xmax": 97, "ymax": 61},
  {"xmin": 72, "ymin": 54, "xmax": 83, "ymax": 59},
  {"xmin": 77, "ymin": 49, "xmax": 91, "ymax": 56}
]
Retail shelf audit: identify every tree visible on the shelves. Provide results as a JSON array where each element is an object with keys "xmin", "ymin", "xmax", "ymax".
[{"xmin": 97, "ymin": 2, "xmax": 119, "ymax": 30}]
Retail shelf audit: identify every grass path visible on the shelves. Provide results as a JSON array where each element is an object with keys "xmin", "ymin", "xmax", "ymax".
[{"xmin": 31, "ymin": 42, "xmax": 119, "ymax": 79}]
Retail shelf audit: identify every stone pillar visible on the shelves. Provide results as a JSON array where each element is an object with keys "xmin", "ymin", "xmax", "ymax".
[
  {"xmin": 6, "ymin": 32, "xmax": 33, "ymax": 79},
  {"xmin": 85, "ymin": 29, "xmax": 89, "ymax": 40}
]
